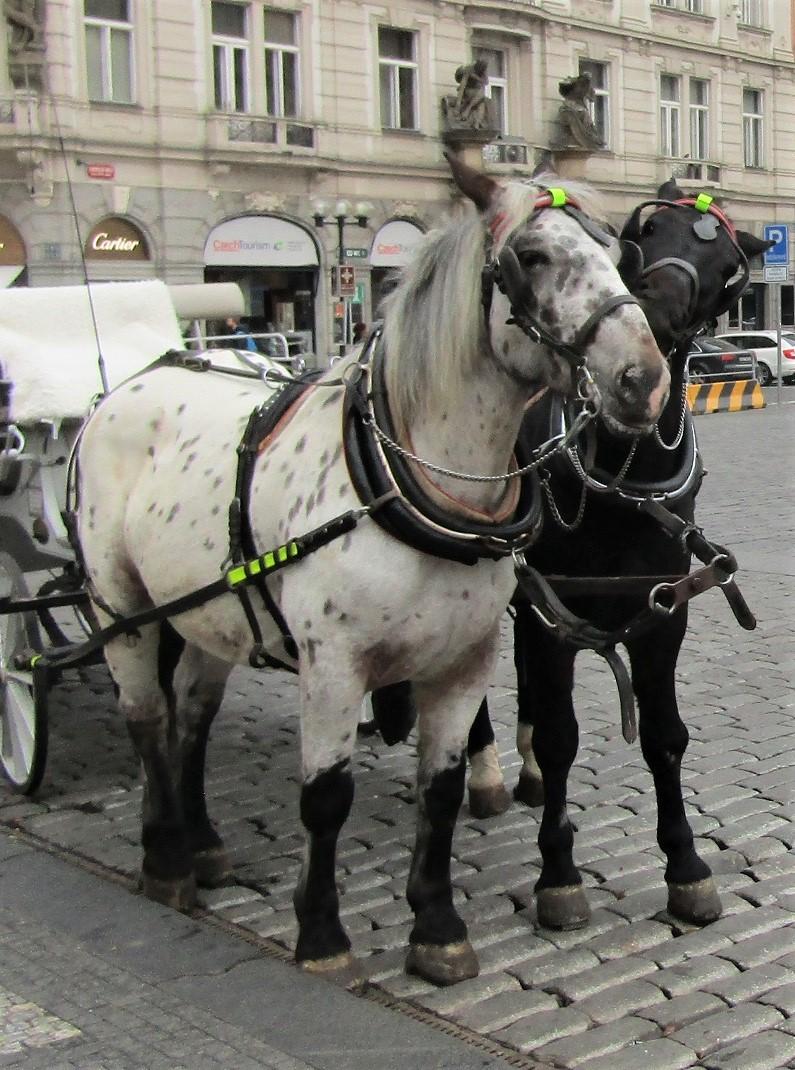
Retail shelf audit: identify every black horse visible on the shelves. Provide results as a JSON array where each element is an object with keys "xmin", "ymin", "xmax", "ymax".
[{"xmin": 465, "ymin": 178, "xmax": 772, "ymax": 931}]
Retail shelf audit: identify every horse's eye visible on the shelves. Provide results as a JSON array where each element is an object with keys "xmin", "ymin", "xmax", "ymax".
[
  {"xmin": 518, "ymin": 251, "xmax": 548, "ymax": 271},
  {"xmin": 642, "ymin": 219, "xmax": 656, "ymax": 237}
]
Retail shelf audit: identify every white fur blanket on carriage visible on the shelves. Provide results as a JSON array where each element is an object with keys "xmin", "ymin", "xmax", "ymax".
[{"xmin": 0, "ymin": 280, "xmax": 185, "ymax": 424}]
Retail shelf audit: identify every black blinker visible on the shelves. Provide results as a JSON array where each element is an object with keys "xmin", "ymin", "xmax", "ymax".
[
  {"xmin": 619, "ymin": 205, "xmax": 643, "ymax": 243},
  {"xmin": 616, "ymin": 240, "xmax": 643, "ymax": 290}
]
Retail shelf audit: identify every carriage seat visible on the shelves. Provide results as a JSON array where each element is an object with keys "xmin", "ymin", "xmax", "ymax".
[{"xmin": 0, "ymin": 280, "xmax": 184, "ymax": 425}]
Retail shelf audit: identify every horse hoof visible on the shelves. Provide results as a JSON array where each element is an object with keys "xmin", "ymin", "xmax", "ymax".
[
  {"xmin": 193, "ymin": 846, "xmax": 232, "ymax": 887},
  {"xmin": 141, "ymin": 870, "xmax": 196, "ymax": 912},
  {"xmin": 406, "ymin": 940, "xmax": 479, "ymax": 986},
  {"xmin": 468, "ymin": 783, "xmax": 512, "ymax": 819},
  {"xmin": 300, "ymin": 951, "xmax": 366, "ymax": 988},
  {"xmin": 536, "ymin": 885, "xmax": 591, "ymax": 930},
  {"xmin": 513, "ymin": 771, "xmax": 544, "ymax": 808},
  {"xmin": 667, "ymin": 877, "xmax": 722, "ymax": 925}
]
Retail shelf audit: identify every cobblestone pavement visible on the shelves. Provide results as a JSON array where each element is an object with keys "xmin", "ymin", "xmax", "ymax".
[{"xmin": 2, "ymin": 402, "xmax": 794, "ymax": 1069}]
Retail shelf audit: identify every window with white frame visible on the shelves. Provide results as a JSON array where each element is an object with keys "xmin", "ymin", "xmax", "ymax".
[
  {"xmin": 660, "ymin": 74, "xmax": 680, "ymax": 157},
  {"xmin": 689, "ymin": 77, "xmax": 709, "ymax": 160},
  {"xmin": 743, "ymin": 87, "xmax": 763, "ymax": 167},
  {"xmin": 473, "ymin": 45, "xmax": 507, "ymax": 134},
  {"xmin": 578, "ymin": 59, "xmax": 610, "ymax": 148},
  {"xmin": 740, "ymin": 0, "xmax": 763, "ymax": 25},
  {"xmin": 264, "ymin": 8, "xmax": 299, "ymax": 118},
  {"xmin": 84, "ymin": 0, "xmax": 134, "ymax": 104},
  {"xmin": 212, "ymin": 1, "xmax": 250, "ymax": 113},
  {"xmin": 378, "ymin": 27, "xmax": 418, "ymax": 131}
]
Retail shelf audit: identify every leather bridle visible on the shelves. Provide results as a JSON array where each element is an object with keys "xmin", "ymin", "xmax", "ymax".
[{"xmin": 481, "ymin": 189, "xmax": 641, "ymax": 380}]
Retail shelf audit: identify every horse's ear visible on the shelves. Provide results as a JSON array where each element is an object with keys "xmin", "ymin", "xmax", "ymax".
[
  {"xmin": 445, "ymin": 151, "xmax": 499, "ymax": 211},
  {"xmin": 657, "ymin": 176, "xmax": 684, "ymax": 201},
  {"xmin": 736, "ymin": 231, "xmax": 776, "ymax": 261}
]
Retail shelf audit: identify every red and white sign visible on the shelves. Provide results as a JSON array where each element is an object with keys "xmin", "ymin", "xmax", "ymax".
[
  {"xmin": 86, "ymin": 163, "xmax": 115, "ymax": 180},
  {"xmin": 336, "ymin": 265, "xmax": 356, "ymax": 296},
  {"xmin": 370, "ymin": 219, "xmax": 424, "ymax": 267}
]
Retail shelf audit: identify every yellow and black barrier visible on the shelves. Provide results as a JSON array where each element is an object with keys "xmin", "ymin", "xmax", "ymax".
[{"xmin": 686, "ymin": 380, "xmax": 766, "ymax": 415}]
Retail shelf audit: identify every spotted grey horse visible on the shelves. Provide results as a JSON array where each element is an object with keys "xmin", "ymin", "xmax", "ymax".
[{"xmin": 74, "ymin": 156, "xmax": 669, "ymax": 986}]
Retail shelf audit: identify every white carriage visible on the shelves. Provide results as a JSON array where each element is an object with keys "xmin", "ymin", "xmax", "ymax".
[{"xmin": 0, "ymin": 279, "xmax": 300, "ymax": 792}]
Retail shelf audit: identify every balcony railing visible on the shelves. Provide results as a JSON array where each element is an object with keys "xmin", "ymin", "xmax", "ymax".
[
  {"xmin": 482, "ymin": 139, "xmax": 529, "ymax": 168},
  {"xmin": 217, "ymin": 114, "xmax": 316, "ymax": 151},
  {"xmin": 664, "ymin": 159, "xmax": 722, "ymax": 185}
]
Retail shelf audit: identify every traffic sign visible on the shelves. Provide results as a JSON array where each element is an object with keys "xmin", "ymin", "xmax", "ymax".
[
  {"xmin": 335, "ymin": 265, "xmax": 356, "ymax": 296},
  {"xmin": 763, "ymin": 224, "xmax": 789, "ymax": 266},
  {"xmin": 764, "ymin": 265, "xmax": 788, "ymax": 282},
  {"xmin": 343, "ymin": 247, "xmax": 368, "ymax": 260}
]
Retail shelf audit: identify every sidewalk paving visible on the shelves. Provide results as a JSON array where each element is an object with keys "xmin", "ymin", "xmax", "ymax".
[{"xmin": 0, "ymin": 829, "xmax": 517, "ymax": 1070}]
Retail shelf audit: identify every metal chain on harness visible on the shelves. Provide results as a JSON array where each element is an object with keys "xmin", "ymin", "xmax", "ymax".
[{"xmin": 360, "ymin": 366, "xmax": 601, "ymax": 484}]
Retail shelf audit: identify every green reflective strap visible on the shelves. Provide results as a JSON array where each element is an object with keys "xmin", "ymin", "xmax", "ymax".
[
  {"xmin": 30, "ymin": 654, "xmax": 42, "ymax": 667},
  {"xmin": 227, "ymin": 540, "xmax": 300, "ymax": 589},
  {"xmin": 694, "ymin": 193, "xmax": 714, "ymax": 213},
  {"xmin": 548, "ymin": 187, "xmax": 568, "ymax": 208}
]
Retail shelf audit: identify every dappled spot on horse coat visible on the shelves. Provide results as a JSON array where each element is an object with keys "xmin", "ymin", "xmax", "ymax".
[
  {"xmin": 213, "ymin": 476, "xmax": 223, "ymax": 489},
  {"xmin": 166, "ymin": 504, "xmax": 180, "ymax": 523},
  {"xmin": 321, "ymin": 389, "xmax": 342, "ymax": 409},
  {"xmin": 305, "ymin": 492, "xmax": 315, "ymax": 518},
  {"xmin": 338, "ymin": 483, "xmax": 347, "ymax": 498},
  {"xmin": 203, "ymin": 537, "xmax": 215, "ymax": 552},
  {"xmin": 323, "ymin": 598, "xmax": 336, "ymax": 616},
  {"xmin": 147, "ymin": 446, "xmax": 155, "ymax": 458},
  {"xmin": 341, "ymin": 532, "xmax": 352, "ymax": 552},
  {"xmin": 211, "ymin": 504, "xmax": 220, "ymax": 516},
  {"xmin": 177, "ymin": 403, "xmax": 186, "ymax": 414},
  {"xmin": 295, "ymin": 435, "xmax": 307, "ymax": 454},
  {"xmin": 287, "ymin": 497, "xmax": 303, "ymax": 522},
  {"xmin": 131, "ymin": 383, "xmax": 145, "ymax": 393},
  {"xmin": 300, "ymin": 636, "xmax": 322, "ymax": 667},
  {"xmin": 181, "ymin": 452, "xmax": 198, "ymax": 473}
]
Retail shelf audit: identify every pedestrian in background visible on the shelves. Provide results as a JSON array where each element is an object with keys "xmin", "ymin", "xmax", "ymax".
[{"xmin": 225, "ymin": 316, "xmax": 258, "ymax": 352}]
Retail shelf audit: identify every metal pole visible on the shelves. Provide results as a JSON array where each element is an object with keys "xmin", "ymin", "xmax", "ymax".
[
  {"xmin": 337, "ymin": 215, "xmax": 347, "ymax": 358},
  {"xmin": 775, "ymin": 285, "xmax": 782, "ymax": 407}
]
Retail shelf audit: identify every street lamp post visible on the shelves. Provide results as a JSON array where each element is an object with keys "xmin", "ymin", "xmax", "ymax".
[{"xmin": 311, "ymin": 198, "xmax": 372, "ymax": 357}]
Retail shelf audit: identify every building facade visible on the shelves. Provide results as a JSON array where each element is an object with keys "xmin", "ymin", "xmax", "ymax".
[{"xmin": 0, "ymin": 0, "xmax": 793, "ymax": 359}]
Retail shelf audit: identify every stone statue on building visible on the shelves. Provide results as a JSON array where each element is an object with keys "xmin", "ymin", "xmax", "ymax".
[
  {"xmin": 551, "ymin": 71, "xmax": 603, "ymax": 151},
  {"xmin": 441, "ymin": 58, "xmax": 497, "ymax": 139},
  {"xmin": 5, "ymin": 0, "xmax": 45, "ymax": 90}
]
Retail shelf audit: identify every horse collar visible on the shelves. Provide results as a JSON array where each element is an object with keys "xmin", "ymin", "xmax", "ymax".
[{"xmin": 342, "ymin": 338, "xmax": 545, "ymax": 565}]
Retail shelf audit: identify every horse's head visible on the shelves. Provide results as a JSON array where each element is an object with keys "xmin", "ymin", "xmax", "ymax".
[
  {"xmin": 447, "ymin": 153, "xmax": 670, "ymax": 437},
  {"xmin": 619, "ymin": 178, "xmax": 774, "ymax": 352}
]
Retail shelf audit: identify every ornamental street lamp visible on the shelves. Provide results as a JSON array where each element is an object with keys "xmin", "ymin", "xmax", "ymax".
[{"xmin": 311, "ymin": 198, "xmax": 372, "ymax": 356}]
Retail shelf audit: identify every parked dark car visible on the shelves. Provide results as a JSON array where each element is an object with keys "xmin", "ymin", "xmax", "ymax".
[{"xmin": 685, "ymin": 337, "xmax": 757, "ymax": 383}]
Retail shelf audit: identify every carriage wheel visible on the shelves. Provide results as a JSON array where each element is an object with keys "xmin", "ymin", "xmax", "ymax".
[{"xmin": 0, "ymin": 552, "xmax": 48, "ymax": 794}]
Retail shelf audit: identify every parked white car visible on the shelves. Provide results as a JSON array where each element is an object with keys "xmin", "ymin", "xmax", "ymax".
[{"xmin": 716, "ymin": 330, "xmax": 795, "ymax": 386}]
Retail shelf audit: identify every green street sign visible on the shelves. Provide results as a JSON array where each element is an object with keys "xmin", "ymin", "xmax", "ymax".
[{"xmin": 344, "ymin": 247, "xmax": 368, "ymax": 260}]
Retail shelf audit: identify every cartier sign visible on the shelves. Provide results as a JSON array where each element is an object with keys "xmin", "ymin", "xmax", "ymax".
[{"xmin": 85, "ymin": 217, "xmax": 149, "ymax": 260}]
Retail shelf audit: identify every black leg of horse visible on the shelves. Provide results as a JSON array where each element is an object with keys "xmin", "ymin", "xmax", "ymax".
[
  {"xmin": 513, "ymin": 599, "xmax": 545, "ymax": 808},
  {"xmin": 294, "ymin": 759, "xmax": 356, "ymax": 968},
  {"xmin": 406, "ymin": 749, "xmax": 479, "ymax": 984},
  {"xmin": 529, "ymin": 626, "xmax": 590, "ymax": 930},
  {"xmin": 627, "ymin": 612, "xmax": 722, "ymax": 925},
  {"xmin": 466, "ymin": 697, "xmax": 512, "ymax": 818},
  {"xmin": 172, "ymin": 642, "xmax": 233, "ymax": 887}
]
